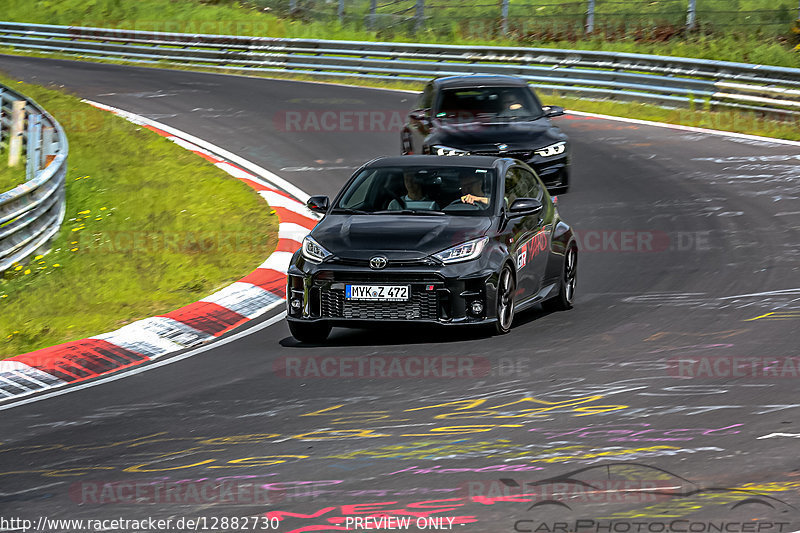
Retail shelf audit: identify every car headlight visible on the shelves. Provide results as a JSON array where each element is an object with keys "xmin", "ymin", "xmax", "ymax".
[
  {"xmin": 433, "ymin": 237, "xmax": 489, "ymax": 264},
  {"xmin": 301, "ymin": 236, "xmax": 332, "ymax": 263},
  {"xmin": 432, "ymin": 145, "xmax": 470, "ymax": 156},
  {"xmin": 534, "ymin": 141, "xmax": 567, "ymax": 158}
]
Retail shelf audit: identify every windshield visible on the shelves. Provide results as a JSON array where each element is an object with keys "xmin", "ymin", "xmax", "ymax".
[
  {"xmin": 334, "ymin": 166, "xmax": 496, "ymax": 216},
  {"xmin": 434, "ymin": 86, "xmax": 543, "ymax": 121}
]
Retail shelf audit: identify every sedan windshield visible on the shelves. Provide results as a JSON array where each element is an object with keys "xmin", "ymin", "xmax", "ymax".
[
  {"xmin": 334, "ymin": 166, "xmax": 496, "ymax": 215},
  {"xmin": 435, "ymin": 86, "xmax": 543, "ymax": 121}
]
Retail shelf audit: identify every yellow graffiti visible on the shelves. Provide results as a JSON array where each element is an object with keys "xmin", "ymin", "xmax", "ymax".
[{"xmin": 746, "ymin": 311, "xmax": 800, "ymax": 321}]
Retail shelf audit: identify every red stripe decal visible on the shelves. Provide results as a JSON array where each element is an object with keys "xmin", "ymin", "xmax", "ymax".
[
  {"xmin": 160, "ymin": 302, "xmax": 248, "ymax": 336},
  {"xmin": 11, "ymin": 340, "xmax": 149, "ymax": 383},
  {"xmin": 239, "ymin": 268, "xmax": 287, "ymax": 298}
]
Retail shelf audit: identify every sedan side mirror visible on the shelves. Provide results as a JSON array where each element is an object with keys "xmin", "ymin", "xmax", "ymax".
[
  {"xmin": 543, "ymin": 105, "xmax": 565, "ymax": 118},
  {"xmin": 509, "ymin": 197, "xmax": 543, "ymax": 217},
  {"xmin": 408, "ymin": 108, "xmax": 431, "ymax": 122},
  {"xmin": 306, "ymin": 195, "xmax": 329, "ymax": 214}
]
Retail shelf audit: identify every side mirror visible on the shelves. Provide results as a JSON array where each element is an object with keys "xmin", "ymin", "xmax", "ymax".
[
  {"xmin": 543, "ymin": 105, "xmax": 565, "ymax": 118},
  {"xmin": 408, "ymin": 108, "xmax": 431, "ymax": 122},
  {"xmin": 509, "ymin": 197, "xmax": 543, "ymax": 217},
  {"xmin": 306, "ymin": 195, "xmax": 329, "ymax": 214}
]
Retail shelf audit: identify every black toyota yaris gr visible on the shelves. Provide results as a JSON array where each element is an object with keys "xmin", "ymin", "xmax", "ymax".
[{"xmin": 285, "ymin": 155, "xmax": 577, "ymax": 343}]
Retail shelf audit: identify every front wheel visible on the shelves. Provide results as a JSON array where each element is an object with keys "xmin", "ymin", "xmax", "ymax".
[
  {"xmin": 542, "ymin": 243, "xmax": 577, "ymax": 312},
  {"xmin": 493, "ymin": 264, "xmax": 516, "ymax": 335},
  {"xmin": 288, "ymin": 320, "xmax": 331, "ymax": 343}
]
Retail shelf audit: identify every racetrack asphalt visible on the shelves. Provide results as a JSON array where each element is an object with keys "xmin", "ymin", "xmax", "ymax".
[{"xmin": 1, "ymin": 55, "xmax": 799, "ymax": 531}]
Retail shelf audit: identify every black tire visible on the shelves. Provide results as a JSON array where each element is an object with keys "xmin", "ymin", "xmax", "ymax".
[
  {"xmin": 543, "ymin": 243, "xmax": 577, "ymax": 312},
  {"xmin": 288, "ymin": 321, "xmax": 331, "ymax": 343},
  {"xmin": 493, "ymin": 264, "xmax": 516, "ymax": 335}
]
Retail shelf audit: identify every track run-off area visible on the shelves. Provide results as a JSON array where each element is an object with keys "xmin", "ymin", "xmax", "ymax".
[{"xmin": 0, "ymin": 55, "xmax": 799, "ymax": 532}]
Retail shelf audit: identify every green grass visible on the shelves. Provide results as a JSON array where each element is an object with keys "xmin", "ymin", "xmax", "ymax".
[
  {"xmin": 0, "ymin": 74, "xmax": 279, "ymax": 358},
  {"xmin": 0, "ymin": 163, "xmax": 26, "ymax": 192},
  {"xmin": 1, "ymin": 0, "xmax": 799, "ymax": 67}
]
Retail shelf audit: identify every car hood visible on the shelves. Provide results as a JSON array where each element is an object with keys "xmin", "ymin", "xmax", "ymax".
[
  {"xmin": 428, "ymin": 118, "xmax": 563, "ymax": 151},
  {"xmin": 312, "ymin": 214, "xmax": 493, "ymax": 260}
]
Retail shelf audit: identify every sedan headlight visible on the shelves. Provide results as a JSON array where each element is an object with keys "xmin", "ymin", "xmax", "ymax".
[
  {"xmin": 301, "ymin": 236, "xmax": 332, "ymax": 263},
  {"xmin": 433, "ymin": 237, "xmax": 489, "ymax": 264},
  {"xmin": 534, "ymin": 141, "xmax": 567, "ymax": 158},
  {"xmin": 432, "ymin": 145, "xmax": 470, "ymax": 156}
]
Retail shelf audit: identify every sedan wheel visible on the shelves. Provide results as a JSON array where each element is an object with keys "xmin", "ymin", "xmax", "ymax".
[{"xmin": 494, "ymin": 265, "xmax": 516, "ymax": 334}]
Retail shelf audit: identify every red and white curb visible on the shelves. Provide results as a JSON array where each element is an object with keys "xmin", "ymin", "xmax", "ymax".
[{"xmin": 0, "ymin": 102, "xmax": 319, "ymax": 402}]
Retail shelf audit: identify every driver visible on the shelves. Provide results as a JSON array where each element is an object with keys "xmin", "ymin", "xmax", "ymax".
[
  {"xmin": 456, "ymin": 171, "xmax": 490, "ymax": 206},
  {"xmin": 498, "ymin": 91, "xmax": 528, "ymax": 117},
  {"xmin": 388, "ymin": 169, "xmax": 438, "ymax": 210}
]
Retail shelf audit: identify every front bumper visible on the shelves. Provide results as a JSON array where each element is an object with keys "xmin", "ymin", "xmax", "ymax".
[{"xmin": 286, "ymin": 257, "xmax": 498, "ymax": 326}]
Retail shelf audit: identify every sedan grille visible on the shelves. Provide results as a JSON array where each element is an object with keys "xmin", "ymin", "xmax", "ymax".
[
  {"xmin": 472, "ymin": 150, "xmax": 533, "ymax": 160},
  {"xmin": 321, "ymin": 290, "xmax": 438, "ymax": 320}
]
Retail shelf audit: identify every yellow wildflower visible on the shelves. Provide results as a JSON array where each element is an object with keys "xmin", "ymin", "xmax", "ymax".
[
  {"xmin": 23, "ymin": 269, "xmax": 31, "ymax": 275},
  {"xmin": 34, "ymin": 255, "xmax": 44, "ymax": 260},
  {"xmin": 77, "ymin": 210, "xmax": 91, "ymax": 215}
]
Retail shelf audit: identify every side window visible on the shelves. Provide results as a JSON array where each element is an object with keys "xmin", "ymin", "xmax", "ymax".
[
  {"xmin": 504, "ymin": 167, "xmax": 541, "ymax": 209},
  {"xmin": 418, "ymin": 83, "xmax": 433, "ymax": 110}
]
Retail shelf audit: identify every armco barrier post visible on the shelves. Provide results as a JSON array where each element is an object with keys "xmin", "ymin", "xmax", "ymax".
[
  {"xmin": 338, "ymin": 0, "xmax": 344, "ymax": 24},
  {"xmin": 501, "ymin": 0, "xmax": 509, "ymax": 36},
  {"xmin": 26, "ymin": 113, "xmax": 42, "ymax": 181},
  {"xmin": 415, "ymin": 0, "xmax": 424, "ymax": 33},
  {"xmin": 687, "ymin": 0, "xmax": 697, "ymax": 29},
  {"xmin": 8, "ymin": 99, "xmax": 25, "ymax": 167},
  {"xmin": 586, "ymin": 0, "xmax": 595, "ymax": 33}
]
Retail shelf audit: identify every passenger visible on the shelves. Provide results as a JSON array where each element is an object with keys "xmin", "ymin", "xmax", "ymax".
[{"xmin": 388, "ymin": 169, "xmax": 439, "ymax": 210}]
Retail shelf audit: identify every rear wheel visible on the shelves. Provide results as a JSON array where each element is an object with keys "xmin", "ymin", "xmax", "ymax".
[
  {"xmin": 543, "ymin": 243, "xmax": 577, "ymax": 312},
  {"xmin": 494, "ymin": 264, "xmax": 516, "ymax": 335},
  {"xmin": 288, "ymin": 321, "xmax": 331, "ymax": 343}
]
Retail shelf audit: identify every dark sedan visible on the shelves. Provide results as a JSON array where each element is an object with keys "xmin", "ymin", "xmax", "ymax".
[
  {"xmin": 401, "ymin": 75, "xmax": 570, "ymax": 193},
  {"xmin": 285, "ymin": 156, "xmax": 577, "ymax": 343}
]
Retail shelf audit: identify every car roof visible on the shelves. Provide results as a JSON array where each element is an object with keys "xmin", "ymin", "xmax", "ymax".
[
  {"xmin": 364, "ymin": 155, "xmax": 506, "ymax": 169},
  {"xmin": 432, "ymin": 75, "xmax": 529, "ymax": 89}
]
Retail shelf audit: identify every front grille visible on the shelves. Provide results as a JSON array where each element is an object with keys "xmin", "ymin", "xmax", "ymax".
[
  {"xmin": 328, "ymin": 272, "xmax": 443, "ymax": 283},
  {"xmin": 473, "ymin": 150, "xmax": 533, "ymax": 160},
  {"xmin": 329, "ymin": 257, "xmax": 438, "ymax": 268},
  {"xmin": 321, "ymin": 290, "xmax": 439, "ymax": 320}
]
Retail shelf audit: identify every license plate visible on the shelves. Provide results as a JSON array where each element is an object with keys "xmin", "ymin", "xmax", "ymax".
[{"xmin": 346, "ymin": 285, "xmax": 409, "ymax": 301}]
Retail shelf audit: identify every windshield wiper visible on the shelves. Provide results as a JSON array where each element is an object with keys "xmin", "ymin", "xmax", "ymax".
[{"xmin": 373, "ymin": 209, "xmax": 446, "ymax": 216}]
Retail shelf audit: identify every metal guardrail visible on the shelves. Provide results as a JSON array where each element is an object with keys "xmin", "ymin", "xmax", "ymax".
[
  {"xmin": 1, "ymin": 22, "xmax": 799, "ymax": 118},
  {"xmin": 0, "ymin": 83, "xmax": 68, "ymax": 272}
]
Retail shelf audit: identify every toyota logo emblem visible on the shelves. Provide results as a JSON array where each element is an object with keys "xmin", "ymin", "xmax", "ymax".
[{"xmin": 369, "ymin": 256, "xmax": 388, "ymax": 269}]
